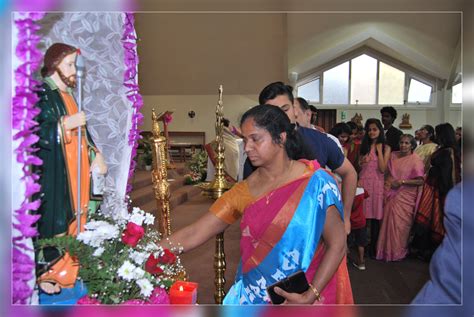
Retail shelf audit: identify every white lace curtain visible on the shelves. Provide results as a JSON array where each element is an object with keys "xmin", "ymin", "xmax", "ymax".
[{"xmin": 37, "ymin": 12, "xmax": 133, "ymax": 197}]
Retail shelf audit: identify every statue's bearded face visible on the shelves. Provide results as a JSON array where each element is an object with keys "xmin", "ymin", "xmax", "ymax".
[{"xmin": 56, "ymin": 52, "xmax": 77, "ymax": 88}]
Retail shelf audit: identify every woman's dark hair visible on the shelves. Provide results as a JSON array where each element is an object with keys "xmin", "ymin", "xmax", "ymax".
[
  {"xmin": 429, "ymin": 123, "xmax": 461, "ymax": 196},
  {"xmin": 435, "ymin": 123, "xmax": 457, "ymax": 148},
  {"xmin": 400, "ymin": 134, "xmax": 417, "ymax": 151},
  {"xmin": 346, "ymin": 121, "xmax": 358, "ymax": 131},
  {"xmin": 258, "ymin": 82, "xmax": 294, "ymax": 105},
  {"xmin": 360, "ymin": 118, "xmax": 385, "ymax": 156},
  {"xmin": 329, "ymin": 122, "xmax": 352, "ymax": 138},
  {"xmin": 421, "ymin": 124, "xmax": 435, "ymax": 142},
  {"xmin": 240, "ymin": 104, "xmax": 314, "ymax": 160}
]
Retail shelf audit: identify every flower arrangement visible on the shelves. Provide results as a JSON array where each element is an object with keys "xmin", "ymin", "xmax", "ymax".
[
  {"xmin": 37, "ymin": 206, "xmax": 184, "ymax": 304},
  {"xmin": 184, "ymin": 150, "xmax": 208, "ymax": 185}
]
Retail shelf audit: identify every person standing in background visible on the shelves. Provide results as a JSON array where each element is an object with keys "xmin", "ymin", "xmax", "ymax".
[
  {"xmin": 376, "ymin": 134, "xmax": 424, "ymax": 261},
  {"xmin": 309, "ymin": 104, "xmax": 326, "ymax": 133},
  {"xmin": 414, "ymin": 125, "xmax": 437, "ymax": 173},
  {"xmin": 380, "ymin": 106, "xmax": 403, "ymax": 152},
  {"xmin": 411, "ymin": 123, "xmax": 461, "ymax": 261},
  {"xmin": 358, "ymin": 118, "xmax": 391, "ymax": 258},
  {"xmin": 295, "ymin": 97, "xmax": 343, "ymax": 152}
]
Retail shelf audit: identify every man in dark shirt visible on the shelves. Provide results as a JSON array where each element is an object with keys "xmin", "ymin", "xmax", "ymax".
[
  {"xmin": 380, "ymin": 106, "xmax": 403, "ymax": 151},
  {"xmin": 243, "ymin": 82, "xmax": 357, "ymax": 234}
]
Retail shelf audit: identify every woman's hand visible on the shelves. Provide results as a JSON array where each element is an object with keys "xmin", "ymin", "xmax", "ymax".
[
  {"xmin": 359, "ymin": 155, "xmax": 369, "ymax": 165},
  {"xmin": 376, "ymin": 143, "xmax": 383, "ymax": 155},
  {"xmin": 273, "ymin": 287, "xmax": 320, "ymax": 305},
  {"xmin": 391, "ymin": 179, "xmax": 401, "ymax": 189}
]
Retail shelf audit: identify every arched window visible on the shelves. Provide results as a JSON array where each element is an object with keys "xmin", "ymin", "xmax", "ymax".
[{"xmin": 296, "ymin": 48, "xmax": 437, "ymax": 107}]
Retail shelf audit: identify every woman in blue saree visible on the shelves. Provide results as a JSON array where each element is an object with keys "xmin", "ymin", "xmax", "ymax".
[{"xmin": 161, "ymin": 105, "xmax": 352, "ymax": 304}]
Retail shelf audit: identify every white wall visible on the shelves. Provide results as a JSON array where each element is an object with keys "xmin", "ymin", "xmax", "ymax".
[{"xmin": 141, "ymin": 94, "xmax": 258, "ymax": 142}]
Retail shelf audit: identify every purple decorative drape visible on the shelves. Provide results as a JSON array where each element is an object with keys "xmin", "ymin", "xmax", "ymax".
[
  {"xmin": 12, "ymin": 12, "xmax": 46, "ymax": 304},
  {"xmin": 123, "ymin": 12, "xmax": 144, "ymax": 194}
]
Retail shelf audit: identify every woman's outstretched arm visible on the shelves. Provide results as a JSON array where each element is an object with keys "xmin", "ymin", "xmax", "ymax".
[{"xmin": 160, "ymin": 212, "xmax": 230, "ymax": 253}]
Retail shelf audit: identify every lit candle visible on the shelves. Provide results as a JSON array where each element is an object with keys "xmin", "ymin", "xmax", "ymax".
[{"xmin": 169, "ymin": 281, "xmax": 198, "ymax": 305}]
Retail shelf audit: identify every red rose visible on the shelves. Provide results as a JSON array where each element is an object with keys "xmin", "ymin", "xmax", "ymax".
[
  {"xmin": 158, "ymin": 248, "xmax": 176, "ymax": 264},
  {"xmin": 145, "ymin": 254, "xmax": 164, "ymax": 275},
  {"xmin": 121, "ymin": 222, "xmax": 145, "ymax": 247}
]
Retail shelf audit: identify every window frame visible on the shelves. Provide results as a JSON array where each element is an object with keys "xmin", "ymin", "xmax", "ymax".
[
  {"xmin": 296, "ymin": 75, "xmax": 321, "ymax": 104},
  {"xmin": 405, "ymin": 75, "xmax": 435, "ymax": 106},
  {"xmin": 295, "ymin": 46, "xmax": 439, "ymax": 108},
  {"xmin": 450, "ymin": 80, "xmax": 462, "ymax": 106}
]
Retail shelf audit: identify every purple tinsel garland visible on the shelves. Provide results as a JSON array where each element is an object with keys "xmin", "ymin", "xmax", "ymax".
[
  {"xmin": 123, "ymin": 12, "xmax": 144, "ymax": 194},
  {"xmin": 12, "ymin": 12, "xmax": 46, "ymax": 304}
]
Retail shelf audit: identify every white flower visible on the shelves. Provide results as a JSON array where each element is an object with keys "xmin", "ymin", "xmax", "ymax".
[
  {"xmin": 118, "ymin": 261, "xmax": 137, "ymax": 281},
  {"xmin": 130, "ymin": 250, "xmax": 148, "ymax": 266},
  {"xmin": 132, "ymin": 207, "xmax": 145, "ymax": 215},
  {"xmin": 136, "ymin": 278, "xmax": 153, "ymax": 298},
  {"xmin": 133, "ymin": 267, "xmax": 145, "ymax": 279},
  {"xmin": 77, "ymin": 220, "xmax": 119, "ymax": 247},
  {"xmin": 145, "ymin": 242, "xmax": 160, "ymax": 252},
  {"xmin": 129, "ymin": 213, "xmax": 145, "ymax": 226},
  {"xmin": 143, "ymin": 213, "xmax": 155, "ymax": 226},
  {"xmin": 93, "ymin": 247, "xmax": 105, "ymax": 257}
]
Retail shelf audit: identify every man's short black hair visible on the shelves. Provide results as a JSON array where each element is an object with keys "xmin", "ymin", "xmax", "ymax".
[
  {"xmin": 259, "ymin": 81, "xmax": 294, "ymax": 105},
  {"xmin": 309, "ymin": 105, "xmax": 318, "ymax": 113},
  {"xmin": 380, "ymin": 106, "xmax": 397, "ymax": 120},
  {"xmin": 296, "ymin": 97, "xmax": 311, "ymax": 111}
]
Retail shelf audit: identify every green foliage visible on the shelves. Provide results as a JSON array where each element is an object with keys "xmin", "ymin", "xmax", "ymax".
[
  {"xmin": 184, "ymin": 150, "xmax": 208, "ymax": 184},
  {"xmin": 138, "ymin": 138, "xmax": 153, "ymax": 166}
]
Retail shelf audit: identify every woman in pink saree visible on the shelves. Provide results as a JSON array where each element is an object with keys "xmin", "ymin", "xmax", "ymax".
[
  {"xmin": 376, "ymin": 135, "xmax": 424, "ymax": 261},
  {"xmin": 161, "ymin": 105, "xmax": 352, "ymax": 305}
]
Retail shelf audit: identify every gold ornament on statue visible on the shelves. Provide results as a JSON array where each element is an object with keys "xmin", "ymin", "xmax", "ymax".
[
  {"xmin": 399, "ymin": 113, "xmax": 412, "ymax": 129},
  {"xmin": 203, "ymin": 85, "xmax": 231, "ymax": 304}
]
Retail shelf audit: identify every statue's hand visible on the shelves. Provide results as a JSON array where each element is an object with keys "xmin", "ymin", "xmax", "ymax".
[
  {"xmin": 91, "ymin": 152, "xmax": 108, "ymax": 174},
  {"xmin": 64, "ymin": 111, "xmax": 86, "ymax": 130}
]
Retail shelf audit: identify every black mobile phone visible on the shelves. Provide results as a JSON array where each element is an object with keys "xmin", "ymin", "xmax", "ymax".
[{"xmin": 266, "ymin": 270, "xmax": 309, "ymax": 304}]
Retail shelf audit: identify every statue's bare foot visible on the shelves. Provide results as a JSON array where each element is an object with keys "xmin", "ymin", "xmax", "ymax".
[{"xmin": 39, "ymin": 281, "xmax": 61, "ymax": 294}]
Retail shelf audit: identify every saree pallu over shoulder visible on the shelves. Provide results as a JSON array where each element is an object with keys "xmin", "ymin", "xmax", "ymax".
[{"xmin": 223, "ymin": 169, "xmax": 346, "ymax": 305}]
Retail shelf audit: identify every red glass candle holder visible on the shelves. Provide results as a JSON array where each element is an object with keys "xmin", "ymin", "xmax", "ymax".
[{"xmin": 169, "ymin": 281, "xmax": 198, "ymax": 305}]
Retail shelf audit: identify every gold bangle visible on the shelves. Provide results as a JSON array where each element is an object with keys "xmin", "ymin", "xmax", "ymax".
[{"xmin": 308, "ymin": 284, "xmax": 321, "ymax": 302}]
